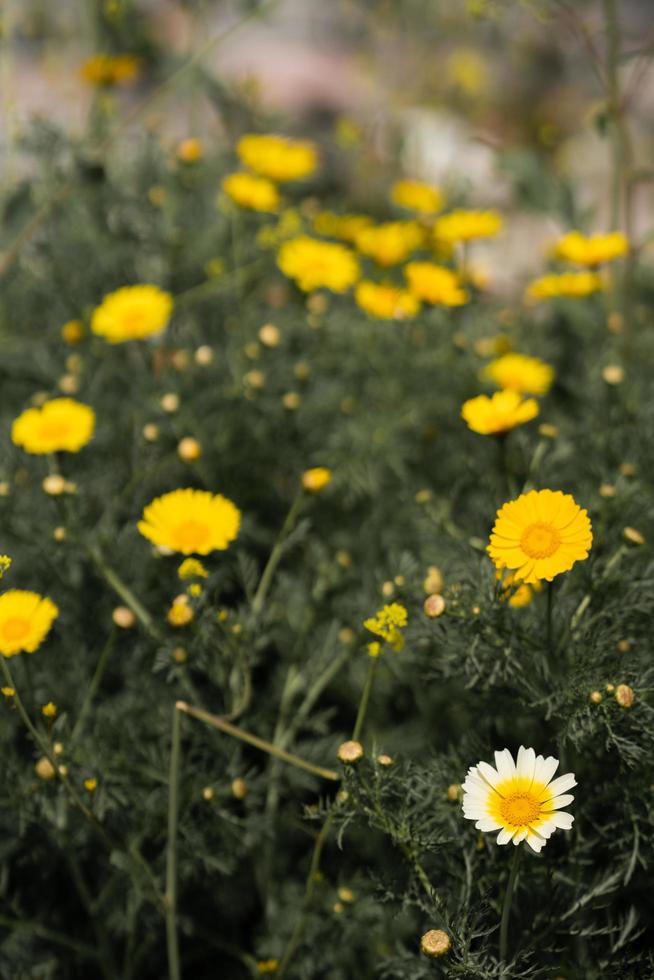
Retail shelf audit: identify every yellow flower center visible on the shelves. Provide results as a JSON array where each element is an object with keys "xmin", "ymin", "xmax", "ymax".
[
  {"xmin": 39, "ymin": 420, "xmax": 70, "ymax": 441},
  {"xmin": 499, "ymin": 792, "xmax": 541, "ymax": 826},
  {"xmin": 2, "ymin": 617, "xmax": 30, "ymax": 642},
  {"xmin": 521, "ymin": 522, "xmax": 560, "ymax": 559},
  {"xmin": 173, "ymin": 520, "xmax": 211, "ymax": 552}
]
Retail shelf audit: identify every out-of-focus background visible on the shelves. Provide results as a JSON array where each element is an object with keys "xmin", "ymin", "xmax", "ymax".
[{"xmin": 2, "ymin": 0, "xmax": 653, "ymax": 291}]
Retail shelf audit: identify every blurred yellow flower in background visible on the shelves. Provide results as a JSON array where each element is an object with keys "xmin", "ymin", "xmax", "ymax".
[
  {"xmin": 177, "ymin": 138, "xmax": 203, "ymax": 163},
  {"xmin": 355, "ymin": 281, "xmax": 419, "ymax": 319},
  {"xmin": 446, "ymin": 48, "xmax": 488, "ymax": 95},
  {"xmin": 0, "ymin": 591, "xmax": 59, "ymax": 657},
  {"xmin": 391, "ymin": 180, "xmax": 444, "ymax": 215},
  {"xmin": 356, "ymin": 221, "xmax": 424, "ymax": 267},
  {"xmin": 222, "ymin": 172, "xmax": 280, "ymax": 212},
  {"xmin": 257, "ymin": 209, "xmax": 302, "ymax": 249},
  {"xmin": 482, "ymin": 353, "xmax": 554, "ymax": 395},
  {"xmin": 363, "ymin": 603, "xmax": 408, "ymax": 652},
  {"xmin": 237, "ymin": 134, "xmax": 318, "ymax": 182},
  {"xmin": 91, "ymin": 285, "xmax": 173, "ymax": 343},
  {"xmin": 12, "ymin": 398, "xmax": 95, "ymax": 454},
  {"xmin": 277, "ymin": 236, "xmax": 359, "ymax": 292},
  {"xmin": 554, "ymin": 230, "xmax": 628, "ymax": 267},
  {"xmin": 462, "ymin": 390, "xmax": 539, "ymax": 435},
  {"xmin": 526, "ymin": 271, "xmax": 603, "ymax": 302},
  {"xmin": 404, "ymin": 262, "xmax": 468, "ymax": 306},
  {"xmin": 313, "ymin": 212, "xmax": 373, "ymax": 243},
  {"xmin": 497, "ymin": 570, "xmax": 543, "ymax": 608},
  {"xmin": 81, "ymin": 54, "xmax": 140, "ymax": 86},
  {"xmin": 138, "ymin": 489, "xmax": 241, "ymax": 555},
  {"xmin": 434, "ymin": 209, "xmax": 502, "ymax": 244},
  {"xmin": 302, "ymin": 467, "xmax": 332, "ymax": 493}
]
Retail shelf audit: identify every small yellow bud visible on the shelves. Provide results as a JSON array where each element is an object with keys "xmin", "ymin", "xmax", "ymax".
[
  {"xmin": 62, "ymin": 320, "xmax": 85, "ymax": 344},
  {"xmin": 42, "ymin": 474, "xmax": 66, "ymax": 496},
  {"xmin": 423, "ymin": 566, "xmax": 444, "ymax": 594},
  {"xmin": 188, "ymin": 583, "xmax": 202, "ymax": 597},
  {"xmin": 202, "ymin": 786, "xmax": 214, "ymax": 801},
  {"xmin": 615, "ymin": 683, "xmax": 635, "ymax": 708},
  {"xmin": 217, "ymin": 610, "xmax": 229, "ymax": 623},
  {"xmin": 301, "ymin": 467, "xmax": 332, "ymax": 493},
  {"xmin": 143, "ymin": 423, "xmax": 159, "ymax": 442},
  {"xmin": 172, "ymin": 646, "xmax": 188, "ymax": 664},
  {"xmin": 590, "ymin": 691, "xmax": 603, "ymax": 704},
  {"xmin": 53, "ymin": 742, "xmax": 64, "ymax": 755},
  {"xmin": 177, "ymin": 137, "xmax": 203, "ymax": 162},
  {"xmin": 294, "ymin": 361, "xmax": 311, "ymax": 381},
  {"xmin": 394, "ymin": 575, "xmax": 405, "ymax": 587},
  {"xmin": 620, "ymin": 462, "xmax": 636, "ymax": 477},
  {"xmin": 424, "ymin": 594, "xmax": 446, "ymax": 618},
  {"xmin": 256, "ymin": 960, "xmax": 279, "ymax": 975},
  {"xmin": 337, "ymin": 740, "xmax": 364, "ymax": 764},
  {"xmin": 599, "ymin": 483, "xmax": 616, "ymax": 498},
  {"xmin": 35, "ymin": 757, "xmax": 57, "ymax": 780},
  {"xmin": 0, "ymin": 482, "xmax": 9, "ymax": 497},
  {"xmin": 381, "ymin": 581, "xmax": 395, "ymax": 598},
  {"xmin": 112, "ymin": 606, "xmax": 135, "ymax": 629},
  {"xmin": 447, "ymin": 784, "xmax": 460, "ymax": 802},
  {"xmin": 259, "ymin": 323, "xmax": 281, "ymax": 347},
  {"xmin": 41, "ymin": 702, "xmax": 57, "ymax": 718},
  {"xmin": 84, "ymin": 778, "xmax": 98, "ymax": 792},
  {"xmin": 367, "ymin": 641, "xmax": 381, "ymax": 658},
  {"xmin": 306, "ymin": 292, "xmax": 328, "ymax": 315},
  {"xmin": 171, "ymin": 350, "xmax": 189, "ymax": 372},
  {"xmin": 337, "ymin": 886, "xmax": 355, "ymax": 903},
  {"xmin": 607, "ymin": 311, "xmax": 624, "ymax": 334},
  {"xmin": 623, "ymin": 526, "xmax": 645, "ymax": 546},
  {"xmin": 338, "ymin": 627, "xmax": 355, "ymax": 645},
  {"xmin": 244, "ymin": 343, "xmax": 260, "ymax": 360},
  {"xmin": 336, "ymin": 550, "xmax": 352, "ymax": 568},
  {"xmin": 66, "ymin": 354, "xmax": 83, "ymax": 374},
  {"xmin": 167, "ymin": 597, "xmax": 194, "ymax": 627},
  {"xmin": 244, "ymin": 369, "xmax": 265, "ymax": 389},
  {"xmin": 58, "ymin": 374, "xmax": 79, "ymax": 394},
  {"xmin": 538, "ymin": 423, "xmax": 558, "ymax": 439},
  {"xmin": 148, "ymin": 185, "xmax": 166, "ymax": 207},
  {"xmin": 617, "ymin": 639, "xmax": 631, "ymax": 653},
  {"xmin": 415, "ymin": 488, "xmax": 432, "ymax": 504},
  {"xmin": 602, "ymin": 364, "xmax": 624, "ymax": 385},
  {"xmin": 377, "ymin": 754, "xmax": 393, "ymax": 766},
  {"xmin": 1, "ymin": 686, "xmax": 15, "ymax": 697},
  {"xmin": 606, "ymin": 683, "xmax": 615, "ymax": 693},
  {"xmin": 332, "ymin": 902, "xmax": 345, "ymax": 914},
  {"xmin": 336, "ymin": 789, "xmax": 349, "ymax": 803},
  {"xmin": 420, "ymin": 929, "xmax": 451, "ymax": 958},
  {"xmin": 232, "ymin": 777, "xmax": 248, "ymax": 800},
  {"xmin": 161, "ymin": 393, "xmax": 179, "ymax": 413},
  {"xmin": 282, "ymin": 392, "xmax": 300, "ymax": 410},
  {"xmin": 58, "ymin": 765, "xmax": 69, "ymax": 777},
  {"xmin": 54, "ymin": 526, "xmax": 66, "ymax": 542},
  {"xmin": 194, "ymin": 345, "xmax": 213, "ymax": 366},
  {"xmin": 177, "ymin": 437, "xmax": 202, "ymax": 462}
]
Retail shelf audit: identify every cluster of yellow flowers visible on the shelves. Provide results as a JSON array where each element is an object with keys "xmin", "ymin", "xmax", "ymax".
[
  {"xmin": 80, "ymin": 54, "xmax": 141, "ymax": 87},
  {"xmin": 222, "ymin": 133, "xmax": 319, "ymax": 213},
  {"xmin": 525, "ymin": 230, "xmax": 628, "ymax": 303},
  {"xmin": 363, "ymin": 603, "xmax": 408, "ymax": 654},
  {"xmin": 462, "ymin": 352, "xmax": 554, "ymax": 436}
]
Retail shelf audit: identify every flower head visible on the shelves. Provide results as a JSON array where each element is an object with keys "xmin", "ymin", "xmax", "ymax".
[
  {"xmin": 355, "ymin": 222, "xmax": 424, "ymax": 267},
  {"xmin": 482, "ymin": 353, "xmax": 554, "ymax": 396},
  {"xmin": 488, "ymin": 489, "xmax": 592, "ymax": 584},
  {"xmin": 554, "ymin": 230, "xmax": 628, "ymax": 267},
  {"xmin": 497, "ymin": 570, "xmax": 543, "ymax": 608},
  {"xmin": 138, "ymin": 488, "xmax": 241, "ymax": 555},
  {"xmin": 462, "ymin": 745, "xmax": 576, "ymax": 852},
  {"xmin": 81, "ymin": 54, "xmax": 140, "ymax": 86},
  {"xmin": 462, "ymin": 390, "xmax": 539, "ymax": 436},
  {"xmin": 363, "ymin": 603, "xmax": 408, "ymax": 652},
  {"xmin": 404, "ymin": 262, "xmax": 468, "ymax": 306},
  {"xmin": 526, "ymin": 271, "xmax": 603, "ymax": 302},
  {"xmin": 313, "ymin": 212, "xmax": 373, "ymax": 243},
  {"xmin": 237, "ymin": 134, "xmax": 317, "ymax": 182},
  {"xmin": 0, "ymin": 591, "xmax": 59, "ymax": 657},
  {"xmin": 222, "ymin": 172, "xmax": 279, "ymax": 212},
  {"xmin": 0, "ymin": 556, "xmax": 11, "ymax": 579},
  {"xmin": 277, "ymin": 236, "xmax": 359, "ymax": 293},
  {"xmin": 434, "ymin": 209, "xmax": 502, "ymax": 244},
  {"xmin": 178, "ymin": 558, "xmax": 208, "ymax": 580},
  {"xmin": 355, "ymin": 281, "xmax": 420, "ymax": 320},
  {"xmin": 12, "ymin": 399, "xmax": 95, "ymax": 454},
  {"xmin": 42, "ymin": 702, "xmax": 57, "ymax": 718},
  {"xmin": 91, "ymin": 285, "xmax": 173, "ymax": 343},
  {"xmin": 391, "ymin": 179, "xmax": 444, "ymax": 215},
  {"xmin": 301, "ymin": 467, "xmax": 332, "ymax": 493}
]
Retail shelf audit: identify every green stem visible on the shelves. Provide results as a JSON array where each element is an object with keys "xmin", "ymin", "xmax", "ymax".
[
  {"xmin": 546, "ymin": 580, "xmax": 555, "ymax": 658},
  {"xmin": 88, "ymin": 545, "xmax": 162, "ymax": 641},
  {"xmin": 352, "ymin": 655, "xmax": 378, "ymax": 742},
  {"xmin": 251, "ymin": 493, "xmax": 304, "ymax": 620},
  {"xmin": 166, "ymin": 705, "xmax": 183, "ymax": 980},
  {"xmin": 70, "ymin": 632, "xmax": 117, "ymax": 742},
  {"xmin": 499, "ymin": 846, "xmax": 521, "ymax": 969}
]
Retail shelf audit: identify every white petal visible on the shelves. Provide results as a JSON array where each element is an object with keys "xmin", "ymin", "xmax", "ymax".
[
  {"xmin": 534, "ymin": 754, "xmax": 559, "ymax": 787},
  {"xmin": 525, "ymin": 834, "xmax": 546, "ymax": 853},
  {"xmin": 513, "ymin": 828, "xmax": 528, "ymax": 844},
  {"xmin": 516, "ymin": 746, "xmax": 536, "ymax": 784},
  {"xmin": 547, "ymin": 794, "xmax": 574, "ymax": 810},
  {"xmin": 544, "ymin": 772, "xmax": 576, "ymax": 797},
  {"xmin": 550, "ymin": 811, "xmax": 574, "ymax": 830},
  {"xmin": 533, "ymin": 817, "xmax": 557, "ymax": 838},
  {"xmin": 494, "ymin": 748, "xmax": 516, "ymax": 781},
  {"xmin": 475, "ymin": 818, "xmax": 503, "ymax": 832},
  {"xmin": 496, "ymin": 828, "xmax": 515, "ymax": 845},
  {"xmin": 477, "ymin": 760, "xmax": 503, "ymax": 790}
]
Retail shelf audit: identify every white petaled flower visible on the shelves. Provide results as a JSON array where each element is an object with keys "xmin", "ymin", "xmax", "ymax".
[{"xmin": 462, "ymin": 746, "xmax": 576, "ymax": 853}]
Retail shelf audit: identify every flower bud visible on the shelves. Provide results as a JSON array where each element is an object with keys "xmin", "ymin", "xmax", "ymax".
[
  {"xmin": 195, "ymin": 345, "xmax": 213, "ymax": 366},
  {"xmin": 113, "ymin": 606, "xmax": 135, "ymax": 629},
  {"xmin": 178, "ymin": 437, "xmax": 202, "ymax": 462},
  {"xmin": 538, "ymin": 423, "xmax": 558, "ymax": 439},
  {"xmin": 259, "ymin": 323, "xmax": 281, "ymax": 347},
  {"xmin": 301, "ymin": 467, "xmax": 332, "ymax": 493},
  {"xmin": 282, "ymin": 392, "xmax": 300, "ymax": 410},
  {"xmin": 337, "ymin": 740, "xmax": 364, "ymax": 764},
  {"xmin": 615, "ymin": 684, "xmax": 635, "ymax": 708},
  {"xmin": 35, "ymin": 757, "xmax": 57, "ymax": 780},
  {"xmin": 62, "ymin": 320, "xmax": 85, "ymax": 344},
  {"xmin": 420, "ymin": 929, "xmax": 451, "ymax": 958},
  {"xmin": 232, "ymin": 777, "xmax": 248, "ymax": 799},
  {"xmin": 161, "ymin": 393, "xmax": 179, "ymax": 413},
  {"xmin": 177, "ymin": 137, "xmax": 203, "ymax": 162},
  {"xmin": 377, "ymin": 754, "xmax": 393, "ymax": 766},
  {"xmin": 602, "ymin": 364, "xmax": 624, "ymax": 385},
  {"xmin": 202, "ymin": 786, "xmax": 214, "ymax": 801},
  {"xmin": 337, "ymin": 886, "xmax": 355, "ymax": 903},
  {"xmin": 423, "ymin": 565, "xmax": 444, "ymax": 594},
  {"xmin": 589, "ymin": 691, "xmax": 602, "ymax": 704},
  {"xmin": 599, "ymin": 483, "xmax": 616, "ymax": 498},
  {"xmin": 623, "ymin": 526, "xmax": 645, "ymax": 546},
  {"xmin": 143, "ymin": 423, "xmax": 159, "ymax": 442},
  {"xmin": 42, "ymin": 474, "xmax": 66, "ymax": 496},
  {"xmin": 424, "ymin": 594, "xmax": 446, "ymax": 618},
  {"xmin": 447, "ymin": 784, "xmax": 460, "ymax": 801}
]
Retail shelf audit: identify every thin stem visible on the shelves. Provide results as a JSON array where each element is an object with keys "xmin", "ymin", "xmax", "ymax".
[
  {"xmin": 251, "ymin": 493, "xmax": 304, "ymax": 620},
  {"xmin": 176, "ymin": 701, "xmax": 339, "ymax": 782},
  {"xmin": 499, "ymin": 846, "xmax": 521, "ymax": 969},
  {"xmin": 352, "ymin": 656, "xmax": 379, "ymax": 742},
  {"xmin": 88, "ymin": 545, "xmax": 162, "ymax": 641},
  {"xmin": 546, "ymin": 580, "xmax": 555, "ymax": 658},
  {"xmin": 166, "ymin": 706, "xmax": 183, "ymax": 980},
  {"xmin": 70, "ymin": 631, "xmax": 117, "ymax": 742}
]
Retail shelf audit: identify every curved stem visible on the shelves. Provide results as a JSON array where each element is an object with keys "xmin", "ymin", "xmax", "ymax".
[
  {"xmin": 499, "ymin": 846, "xmax": 521, "ymax": 969},
  {"xmin": 166, "ymin": 705, "xmax": 183, "ymax": 980},
  {"xmin": 352, "ymin": 655, "xmax": 378, "ymax": 742},
  {"xmin": 251, "ymin": 492, "xmax": 304, "ymax": 620}
]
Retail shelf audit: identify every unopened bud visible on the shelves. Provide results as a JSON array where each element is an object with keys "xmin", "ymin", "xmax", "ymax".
[
  {"xmin": 112, "ymin": 606, "xmax": 135, "ymax": 629},
  {"xmin": 337, "ymin": 740, "xmax": 364, "ymax": 764},
  {"xmin": 615, "ymin": 684, "xmax": 635, "ymax": 708},
  {"xmin": 424, "ymin": 594, "xmax": 446, "ymax": 618},
  {"xmin": 232, "ymin": 777, "xmax": 248, "ymax": 799},
  {"xmin": 420, "ymin": 929, "xmax": 451, "ymax": 958}
]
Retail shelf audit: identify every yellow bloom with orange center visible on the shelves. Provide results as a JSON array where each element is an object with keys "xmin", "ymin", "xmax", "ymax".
[
  {"xmin": 80, "ymin": 54, "xmax": 140, "ymax": 86},
  {"xmin": 391, "ymin": 180, "xmax": 444, "ymax": 215},
  {"xmin": 313, "ymin": 212, "xmax": 373, "ymax": 243},
  {"xmin": 488, "ymin": 489, "xmax": 592, "ymax": 584},
  {"xmin": 462, "ymin": 390, "xmax": 539, "ymax": 435},
  {"xmin": 237, "ymin": 134, "xmax": 318, "ymax": 182},
  {"xmin": 482, "ymin": 353, "xmax": 554, "ymax": 396},
  {"xmin": 526, "ymin": 271, "xmax": 603, "ymax": 302},
  {"xmin": 177, "ymin": 138, "xmax": 203, "ymax": 163},
  {"xmin": 301, "ymin": 467, "xmax": 332, "ymax": 493},
  {"xmin": 404, "ymin": 262, "xmax": 468, "ymax": 306},
  {"xmin": 138, "ymin": 489, "xmax": 241, "ymax": 555},
  {"xmin": 91, "ymin": 285, "xmax": 173, "ymax": 343},
  {"xmin": 434, "ymin": 209, "xmax": 502, "ymax": 244},
  {"xmin": 553, "ymin": 230, "xmax": 628, "ymax": 267},
  {"xmin": 0, "ymin": 591, "xmax": 59, "ymax": 657},
  {"xmin": 12, "ymin": 398, "xmax": 95, "ymax": 454},
  {"xmin": 222, "ymin": 172, "xmax": 280, "ymax": 213},
  {"xmin": 356, "ymin": 222, "xmax": 424, "ymax": 267},
  {"xmin": 277, "ymin": 236, "xmax": 359, "ymax": 293},
  {"xmin": 355, "ymin": 281, "xmax": 420, "ymax": 320},
  {"xmin": 463, "ymin": 746, "xmax": 575, "ymax": 852}
]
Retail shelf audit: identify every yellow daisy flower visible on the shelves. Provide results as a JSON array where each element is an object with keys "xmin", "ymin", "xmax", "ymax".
[
  {"xmin": 461, "ymin": 390, "xmax": 539, "ymax": 436},
  {"xmin": 355, "ymin": 222, "xmax": 424, "ymax": 267},
  {"xmin": 404, "ymin": 262, "xmax": 468, "ymax": 306},
  {"xmin": 12, "ymin": 398, "xmax": 95, "ymax": 454},
  {"xmin": 80, "ymin": 54, "xmax": 140, "ymax": 87},
  {"xmin": 497, "ymin": 570, "xmax": 543, "ymax": 608},
  {"xmin": 462, "ymin": 745, "xmax": 575, "ymax": 852},
  {"xmin": 355, "ymin": 281, "xmax": 420, "ymax": 320},
  {"xmin": 277, "ymin": 236, "xmax": 360, "ymax": 293},
  {"xmin": 553, "ymin": 230, "xmax": 628, "ymax": 267},
  {"xmin": 0, "ymin": 591, "xmax": 59, "ymax": 657},
  {"xmin": 237, "ymin": 134, "xmax": 318, "ymax": 182},
  {"xmin": 434, "ymin": 209, "xmax": 502, "ymax": 244},
  {"xmin": 222, "ymin": 172, "xmax": 279, "ymax": 213},
  {"xmin": 138, "ymin": 488, "xmax": 241, "ymax": 555},
  {"xmin": 488, "ymin": 489, "xmax": 592, "ymax": 584},
  {"xmin": 526, "ymin": 271, "xmax": 603, "ymax": 302},
  {"xmin": 91, "ymin": 285, "xmax": 173, "ymax": 343},
  {"xmin": 482, "ymin": 353, "xmax": 554, "ymax": 396},
  {"xmin": 391, "ymin": 180, "xmax": 444, "ymax": 215},
  {"xmin": 313, "ymin": 212, "xmax": 373, "ymax": 243}
]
